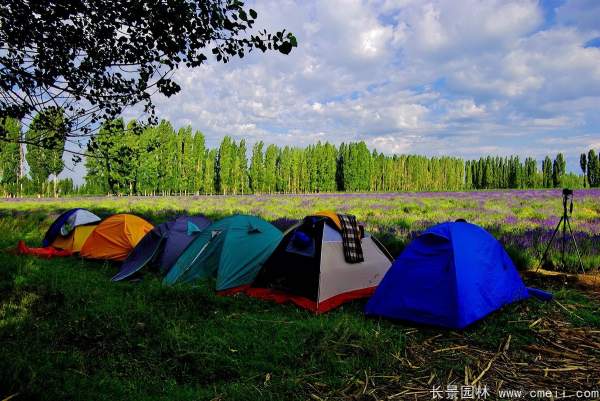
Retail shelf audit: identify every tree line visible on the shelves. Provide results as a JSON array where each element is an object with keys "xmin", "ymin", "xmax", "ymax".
[
  {"xmin": 81, "ymin": 119, "xmax": 596, "ymax": 195},
  {"xmin": 580, "ymin": 150, "xmax": 600, "ymax": 188},
  {"xmin": 464, "ymin": 153, "xmax": 583, "ymax": 190},
  {"xmin": 81, "ymin": 119, "xmax": 467, "ymax": 195},
  {"xmin": 1, "ymin": 116, "xmax": 599, "ymax": 197},
  {"xmin": 0, "ymin": 112, "xmax": 74, "ymax": 197}
]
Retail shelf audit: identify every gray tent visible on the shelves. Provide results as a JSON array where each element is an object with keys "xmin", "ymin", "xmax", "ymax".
[{"xmin": 112, "ymin": 215, "xmax": 211, "ymax": 281}]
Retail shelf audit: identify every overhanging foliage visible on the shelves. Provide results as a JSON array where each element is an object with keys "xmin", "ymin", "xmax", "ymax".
[{"xmin": 0, "ymin": 0, "xmax": 297, "ymax": 146}]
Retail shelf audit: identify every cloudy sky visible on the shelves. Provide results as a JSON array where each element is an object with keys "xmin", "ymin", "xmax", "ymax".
[{"xmin": 122, "ymin": 0, "xmax": 600, "ymax": 174}]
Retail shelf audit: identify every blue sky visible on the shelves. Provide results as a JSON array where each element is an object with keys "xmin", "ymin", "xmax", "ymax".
[{"xmin": 113, "ymin": 0, "xmax": 600, "ymax": 176}]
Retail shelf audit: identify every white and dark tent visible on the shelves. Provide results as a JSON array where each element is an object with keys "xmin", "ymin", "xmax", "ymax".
[
  {"xmin": 60, "ymin": 209, "xmax": 101, "ymax": 236},
  {"xmin": 42, "ymin": 208, "xmax": 101, "ymax": 246},
  {"xmin": 247, "ymin": 213, "xmax": 393, "ymax": 313}
]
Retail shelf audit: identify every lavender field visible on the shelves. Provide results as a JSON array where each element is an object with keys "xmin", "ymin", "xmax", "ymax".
[
  {"xmin": 3, "ymin": 188, "xmax": 599, "ymax": 272},
  {"xmin": 2, "ymin": 189, "xmax": 600, "ymax": 401}
]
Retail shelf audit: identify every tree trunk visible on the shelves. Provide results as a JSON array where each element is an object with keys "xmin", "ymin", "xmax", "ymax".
[{"xmin": 19, "ymin": 142, "xmax": 25, "ymax": 179}]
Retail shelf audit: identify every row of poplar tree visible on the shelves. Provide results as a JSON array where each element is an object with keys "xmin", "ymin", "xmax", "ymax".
[
  {"xmin": 82, "ymin": 119, "xmax": 467, "ymax": 195},
  {"xmin": 81, "ymin": 118, "xmax": 591, "ymax": 195},
  {"xmin": 1, "ymin": 115, "xmax": 599, "ymax": 197},
  {"xmin": 464, "ymin": 154, "xmax": 579, "ymax": 189},
  {"xmin": 0, "ymin": 112, "xmax": 75, "ymax": 197}
]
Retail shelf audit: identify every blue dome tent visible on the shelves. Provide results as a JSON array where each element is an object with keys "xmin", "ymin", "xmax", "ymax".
[{"xmin": 366, "ymin": 222, "xmax": 540, "ymax": 329}]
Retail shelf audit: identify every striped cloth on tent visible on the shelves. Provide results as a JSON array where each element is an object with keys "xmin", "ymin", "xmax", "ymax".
[{"xmin": 337, "ymin": 214, "xmax": 364, "ymax": 263}]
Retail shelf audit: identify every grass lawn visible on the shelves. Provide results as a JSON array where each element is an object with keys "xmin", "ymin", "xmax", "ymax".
[{"xmin": 1, "ymin": 192, "xmax": 599, "ymax": 400}]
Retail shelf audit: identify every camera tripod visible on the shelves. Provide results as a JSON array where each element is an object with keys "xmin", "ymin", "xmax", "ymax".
[{"xmin": 537, "ymin": 189, "xmax": 585, "ymax": 273}]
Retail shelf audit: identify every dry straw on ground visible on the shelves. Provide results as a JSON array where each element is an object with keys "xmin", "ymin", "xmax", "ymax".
[{"xmin": 305, "ymin": 272, "xmax": 600, "ymax": 401}]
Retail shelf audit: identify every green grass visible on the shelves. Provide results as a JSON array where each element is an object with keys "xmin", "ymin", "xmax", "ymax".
[{"xmin": 1, "ymin": 194, "xmax": 599, "ymax": 400}]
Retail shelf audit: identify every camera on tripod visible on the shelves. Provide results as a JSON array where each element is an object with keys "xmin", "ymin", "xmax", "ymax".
[
  {"xmin": 562, "ymin": 188, "xmax": 573, "ymax": 215},
  {"xmin": 538, "ymin": 188, "xmax": 584, "ymax": 273}
]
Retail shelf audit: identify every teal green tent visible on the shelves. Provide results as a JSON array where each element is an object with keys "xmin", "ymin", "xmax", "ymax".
[{"xmin": 163, "ymin": 215, "xmax": 283, "ymax": 290}]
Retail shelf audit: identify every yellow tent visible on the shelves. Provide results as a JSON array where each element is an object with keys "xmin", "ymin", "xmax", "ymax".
[
  {"xmin": 314, "ymin": 210, "xmax": 342, "ymax": 230},
  {"xmin": 51, "ymin": 225, "xmax": 97, "ymax": 253},
  {"xmin": 282, "ymin": 211, "xmax": 343, "ymax": 236},
  {"xmin": 80, "ymin": 214, "xmax": 153, "ymax": 261}
]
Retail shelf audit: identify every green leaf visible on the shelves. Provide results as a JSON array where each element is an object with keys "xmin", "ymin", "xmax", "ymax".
[{"xmin": 289, "ymin": 34, "xmax": 298, "ymax": 47}]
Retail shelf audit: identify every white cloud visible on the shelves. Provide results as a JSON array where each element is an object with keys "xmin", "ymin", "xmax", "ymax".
[
  {"xmin": 134, "ymin": 0, "xmax": 600, "ymax": 170},
  {"xmin": 531, "ymin": 116, "xmax": 572, "ymax": 128},
  {"xmin": 368, "ymin": 135, "xmax": 413, "ymax": 154},
  {"xmin": 443, "ymin": 99, "xmax": 487, "ymax": 121},
  {"xmin": 394, "ymin": 0, "xmax": 543, "ymax": 59}
]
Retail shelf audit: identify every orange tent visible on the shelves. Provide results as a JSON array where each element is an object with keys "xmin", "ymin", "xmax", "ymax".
[
  {"xmin": 80, "ymin": 214, "xmax": 153, "ymax": 261},
  {"xmin": 51, "ymin": 225, "xmax": 97, "ymax": 253}
]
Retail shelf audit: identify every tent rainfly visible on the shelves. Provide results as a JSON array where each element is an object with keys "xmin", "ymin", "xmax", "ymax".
[
  {"xmin": 42, "ymin": 208, "xmax": 101, "ymax": 246},
  {"xmin": 80, "ymin": 214, "xmax": 153, "ymax": 261},
  {"xmin": 163, "ymin": 215, "xmax": 282, "ymax": 291},
  {"xmin": 365, "ymin": 221, "xmax": 541, "ymax": 329},
  {"xmin": 112, "ymin": 215, "xmax": 211, "ymax": 281},
  {"xmin": 51, "ymin": 225, "xmax": 97, "ymax": 253},
  {"xmin": 248, "ymin": 214, "xmax": 394, "ymax": 313}
]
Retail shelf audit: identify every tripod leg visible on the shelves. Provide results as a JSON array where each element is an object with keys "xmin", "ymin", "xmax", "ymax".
[
  {"xmin": 565, "ymin": 218, "xmax": 586, "ymax": 274},
  {"xmin": 562, "ymin": 214, "xmax": 567, "ymax": 268},
  {"xmin": 536, "ymin": 217, "xmax": 564, "ymax": 272}
]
